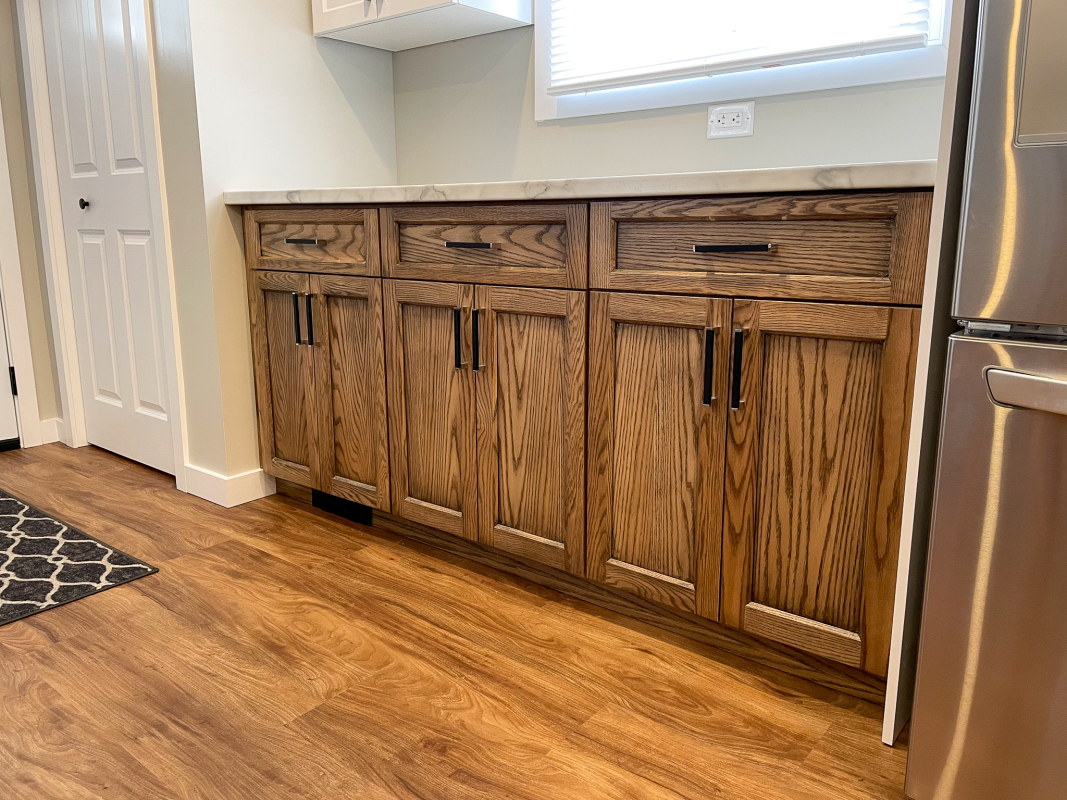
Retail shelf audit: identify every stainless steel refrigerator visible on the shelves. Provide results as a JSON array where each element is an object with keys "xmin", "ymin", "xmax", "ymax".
[{"xmin": 907, "ymin": 1, "xmax": 1067, "ymax": 799}]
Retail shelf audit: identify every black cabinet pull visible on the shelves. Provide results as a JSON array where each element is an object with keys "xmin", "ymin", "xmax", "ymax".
[
  {"xmin": 445, "ymin": 241, "xmax": 497, "ymax": 250},
  {"xmin": 730, "ymin": 329, "xmax": 745, "ymax": 410},
  {"xmin": 284, "ymin": 238, "xmax": 321, "ymax": 246},
  {"xmin": 472, "ymin": 309, "xmax": 481, "ymax": 371},
  {"xmin": 694, "ymin": 244, "xmax": 776, "ymax": 254},
  {"xmin": 702, "ymin": 328, "xmax": 716, "ymax": 406},
  {"xmin": 453, "ymin": 308, "xmax": 463, "ymax": 370},
  {"xmin": 292, "ymin": 292, "xmax": 302, "ymax": 346},
  {"xmin": 304, "ymin": 293, "xmax": 314, "ymax": 347}
]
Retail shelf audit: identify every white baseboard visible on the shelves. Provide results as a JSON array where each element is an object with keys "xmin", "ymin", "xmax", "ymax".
[
  {"xmin": 38, "ymin": 417, "xmax": 62, "ymax": 445},
  {"xmin": 183, "ymin": 463, "xmax": 277, "ymax": 508}
]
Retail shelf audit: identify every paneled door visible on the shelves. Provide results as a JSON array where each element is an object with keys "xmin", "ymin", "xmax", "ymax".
[
  {"xmin": 722, "ymin": 300, "xmax": 920, "ymax": 675},
  {"xmin": 310, "ymin": 275, "xmax": 390, "ymax": 510},
  {"xmin": 41, "ymin": 0, "xmax": 175, "ymax": 472},
  {"xmin": 475, "ymin": 286, "xmax": 586, "ymax": 574},
  {"xmin": 249, "ymin": 271, "xmax": 317, "ymax": 488},
  {"xmin": 587, "ymin": 292, "xmax": 732, "ymax": 617},
  {"xmin": 385, "ymin": 280, "xmax": 477, "ymax": 540}
]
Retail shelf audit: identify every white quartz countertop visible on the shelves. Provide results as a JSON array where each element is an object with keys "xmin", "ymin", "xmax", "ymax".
[{"xmin": 224, "ymin": 161, "xmax": 937, "ymax": 206}]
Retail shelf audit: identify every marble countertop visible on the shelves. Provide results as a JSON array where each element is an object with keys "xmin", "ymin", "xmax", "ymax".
[{"xmin": 224, "ymin": 161, "xmax": 937, "ymax": 206}]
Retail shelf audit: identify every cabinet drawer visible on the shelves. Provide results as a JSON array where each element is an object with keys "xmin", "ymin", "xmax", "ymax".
[
  {"xmin": 592, "ymin": 192, "xmax": 932, "ymax": 304},
  {"xmin": 381, "ymin": 204, "xmax": 587, "ymax": 289},
  {"xmin": 245, "ymin": 207, "xmax": 380, "ymax": 275}
]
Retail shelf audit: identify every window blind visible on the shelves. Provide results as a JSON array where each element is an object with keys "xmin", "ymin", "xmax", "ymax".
[{"xmin": 548, "ymin": 0, "xmax": 934, "ymax": 96}]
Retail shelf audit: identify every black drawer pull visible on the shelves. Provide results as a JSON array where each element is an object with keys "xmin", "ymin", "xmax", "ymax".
[
  {"xmin": 694, "ymin": 244, "xmax": 776, "ymax": 254},
  {"xmin": 730, "ymin": 329, "xmax": 745, "ymax": 410},
  {"xmin": 304, "ymin": 293, "xmax": 314, "ymax": 347},
  {"xmin": 284, "ymin": 238, "xmax": 321, "ymax": 246},
  {"xmin": 445, "ymin": 241, "xmax": 498, "ymax": 250},
  {"xmin": 702, "ymin": 328, "xmax": 716, "ymax": 406},
  {"xmin": 292, "ymin": 292, "xmax": 302, "ymax": 346},
  {"xmin": 472, "ymin": 309, "xmax": 481, "ymax": 372},
  {"xmin": 453, "ymin": 308, "xmax": 463, "ymax": 370}
]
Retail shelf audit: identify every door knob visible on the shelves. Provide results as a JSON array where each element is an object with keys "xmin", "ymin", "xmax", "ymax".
[{"xmin": 79, "ymin": 198, "xmax": 90, "ymax": 210}]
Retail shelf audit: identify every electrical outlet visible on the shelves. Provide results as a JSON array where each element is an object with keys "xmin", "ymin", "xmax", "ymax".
[{"xmin": 708, "ymin": 101, "xmax": 755, "ymax": 138}]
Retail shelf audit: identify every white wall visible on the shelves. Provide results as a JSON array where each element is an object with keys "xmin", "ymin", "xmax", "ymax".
[
  {"xmin": 393, "ymin": 27, "xmax": 944, "ymax": 184},
  {"xmin": 153, "ymin": 0, "xmax": 397, "ymax": 484}
]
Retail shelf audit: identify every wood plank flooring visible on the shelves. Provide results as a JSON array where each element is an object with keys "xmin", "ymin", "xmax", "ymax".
[{"xmin": 0, "ymin": 444, "xmax": 908, "ymax": 800}]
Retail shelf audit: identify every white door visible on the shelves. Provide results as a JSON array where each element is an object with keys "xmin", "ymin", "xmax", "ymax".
[
  {"xmin": 0, "ymin": 296, "xmax": 20, "ymax": 445},
  {"xmin": 40, "ymin": 0, "xmax": 174, "ymax": 473}
]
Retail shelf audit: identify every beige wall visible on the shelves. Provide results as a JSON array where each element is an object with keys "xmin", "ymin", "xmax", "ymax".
[
  {"xmin": 154, "ymin": 0, "xmax": 397, "ymax": 478},
  {"xmin": 393, "ymin": 27, "xmax": 945, "ymax": 184},
  {"xmin": 0, "ymin": 0, "xmax": 59, "ymax": 421}
]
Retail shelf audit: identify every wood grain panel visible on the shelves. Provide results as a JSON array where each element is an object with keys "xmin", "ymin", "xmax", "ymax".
[
  {"xmin": 381, "ymin": 204, "xmax": 588, "ymax": 289},
  {"xmin": 591, "ymin": 191, "xmax": 932, "ymax": 303},
  {"xmin": 310, "ymin": 275, "xmax": 390, "ymax": 511},
  {"xmin": 588, "ymin": 292, "xmax": 730, "ymax": 619},
  {"xmin": 260, "ymin": 223, "xmax": 365, "ymax": 264},
  {"xmin": 752, "ymin": 333, "xmax": 882, "ymax": 632},
  {"xmin": 722, "ymin": 300, "xmax": 920, "ymax": 674},
  {"xmin": 744, "ymin": 603, "xmax": 863, "ymax": 669},
  {"xmin": 476, "ymin": 286, "xmax": 586, "ymax": 574},
  {"xmin": 615, "ymin": 219, "xmax": 893, "ymax": 276},
  {"xmin": 247, "ymin": 270, "xmax": 316, "ymax": 488},
  {"xmin": 399, "ymin": 223, "xmax": 567, "ymax": 269},
  {"xmin": 384, "ymin": 279, "xmax": 477, "ymax": 541},
  {"xmin": 862, "ymin": 307, "xmax": 921, "ymax": 676},
  {"xmin": 246, "ymin": 207, "xmax": 380, "ymax": 276}
]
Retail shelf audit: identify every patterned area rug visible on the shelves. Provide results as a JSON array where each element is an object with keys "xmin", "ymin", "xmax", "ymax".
[{"xmin": 0, "ymin": 491, "xmax": 157, "ymax": 626}]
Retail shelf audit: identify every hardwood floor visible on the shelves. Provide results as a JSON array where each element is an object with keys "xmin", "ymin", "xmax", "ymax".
[{"xmin": 0, "ymin": 444, "xmax": 908, "ymax": 800}]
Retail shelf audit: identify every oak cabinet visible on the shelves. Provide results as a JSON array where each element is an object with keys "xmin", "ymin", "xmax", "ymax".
[
  {"xmin": 721, "ymin": 300, "xmax": 920, "ymax": 675},
  {"xmin": 249, "ymin": 271, "xmax": 317, "ymax": 488},
  {"xmin": 476, "ymin": 286, "xmax": 586, "ymax": 574},
  {"xmin": 245, "ymin": 207, "xmax": 380, "ymax": 276},
  {"xmin": 249, "ymin": 270, "xmax": 390, "ymax": 509},
  {"xmin": 384, "ymin": 279, "xmax": 587, "ymax": 573},
  {"xmin": 587, "ymin": 291, "xmax": 732, "ymax": 617}
]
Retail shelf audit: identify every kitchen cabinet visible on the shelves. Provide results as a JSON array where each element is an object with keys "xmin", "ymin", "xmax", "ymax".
[
  {"xmin": 476, "ymin": 285, "xmax": 586, "ymax": 573},
  {"xmin": 587, "ymin": 291, "xmax": 731, "ymax": 618},
  {"xmin": 248, "ymin": 270, "xmax": 390, "ymax": 509},
  {"xmin": 721, "ymin": 300, "xmax": 921, "ymax": 674},
  {"xmin": 314, "ymin": 0, "xmax": 532, "ymax": 53},
  {"xmin": 384, "ymin": 279, "xmax": 587, "ymax": 572},
  {"xmin": 384, "ymin": 279, "xmax": 478, "ymax": 540},
  {"xmin": 242, "ymin": 189, "xmax": 932, "ymax": 698}
]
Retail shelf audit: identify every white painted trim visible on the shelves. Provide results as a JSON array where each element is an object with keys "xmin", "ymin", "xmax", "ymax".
[
  {"xmin": 183, "ymin": 463, "xmax": 276, "ymax": 509},
  {"xmin": 37, "ymin": 416, "xmax": 60, "ymax": 444},
  {"xmin": 15, "ymin": 0, "xmax": 85, "ymax": 448},
  {"xmin": 16, "ymin": 0, "xmax": 187, "ymax": 484},
  {"xmin": 0, "ymin": 74, "xmax": 44, "ymax": 447},
  {"xmin": 881, "ymin": 0, "xmax": 972, "ymax": 746}
]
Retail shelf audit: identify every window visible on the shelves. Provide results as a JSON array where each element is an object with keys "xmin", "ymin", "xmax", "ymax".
[{"xmin": 534, "ymin": 0, "xmax": 951, "ymax": 121}]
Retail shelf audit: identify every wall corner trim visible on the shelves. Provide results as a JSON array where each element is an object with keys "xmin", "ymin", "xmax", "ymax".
[{"xmin": 183, "ymin": 463, "xmax": 276, "ymax": 508}]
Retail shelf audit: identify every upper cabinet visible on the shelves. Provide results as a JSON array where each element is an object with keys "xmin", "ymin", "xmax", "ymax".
[
  {"xmin": 591, "ymin": 193, "xmax": 932, "ymax": 305},
  {"xmin": 313, "ymin": 0, "xmax": 532, "ymax": 52}
]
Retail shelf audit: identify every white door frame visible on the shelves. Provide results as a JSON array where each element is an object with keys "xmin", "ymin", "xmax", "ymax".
[
  {"xmin": 15, "ymin": 0, "xmax": 188, "ymax": 489},
  {"xmin": 0, "ymin": 80, "xmax": 45, "ymax": 446}
]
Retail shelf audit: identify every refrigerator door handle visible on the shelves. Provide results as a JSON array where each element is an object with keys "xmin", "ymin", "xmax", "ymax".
[{"xmin": 986, "ymin": 368, "xmax": 1067, "ymax": 416}]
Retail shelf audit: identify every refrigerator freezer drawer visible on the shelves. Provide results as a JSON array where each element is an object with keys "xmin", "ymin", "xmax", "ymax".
[{"xmin": 907, "ymin": 335, "xmax": 1067, "ymax": 800}]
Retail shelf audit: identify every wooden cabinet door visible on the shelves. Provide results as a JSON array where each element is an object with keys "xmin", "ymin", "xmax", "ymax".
[
  {"xmin": 309, "ymin": 275, "xmax": 390, "ymax": 511},
  {"xmin": 722, "ymin": 300, "xmax": 920, "ymax": 675},
  {"xmin": 475, "ymin": 286, "xmax": 586, "ymax": 574},
  {"xmin": 384, "ymin": 279, "xmax": 477, "ymax": 540},
  {"xmin": 249, "ymin": 270, "xmax": 317, "ymax": 488},
  {"xmin": 587, "ymin": 291, "xmax": 732, "ymax": 617}
]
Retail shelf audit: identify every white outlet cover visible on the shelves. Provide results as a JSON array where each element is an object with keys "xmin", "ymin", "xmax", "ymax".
[{"xmin": 708, "ymin": 101, "xmax": 755, "ymax": 139}]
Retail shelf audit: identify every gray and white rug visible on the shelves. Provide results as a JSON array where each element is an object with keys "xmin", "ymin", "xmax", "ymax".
[{"xmin": 0, "ymin": 492, "xmax": 156, "ymax": 626}]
